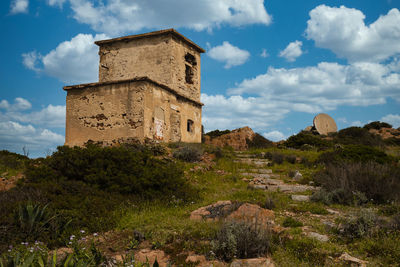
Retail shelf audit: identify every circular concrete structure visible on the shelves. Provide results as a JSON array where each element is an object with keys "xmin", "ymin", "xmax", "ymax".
[{"xmin": 313, "ymin": 113, "xmax": 337, "ymax": 135}]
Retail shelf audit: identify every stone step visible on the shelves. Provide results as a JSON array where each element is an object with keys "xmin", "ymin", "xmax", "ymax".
[
  {"xmin": 238, "ymin": 169, "xmax": 272, "ymax": 174},
  {"xmin": 291, "ymin": 195, "xmax": 311, "ymax": 202},
  {"xmin": 241, "ymin": 173, "xmax": 271, "ymax": 179}
]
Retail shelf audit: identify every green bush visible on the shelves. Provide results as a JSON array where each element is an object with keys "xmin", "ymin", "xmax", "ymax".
[
  {"xmin": 26, "ymin": 144, "xmax": 195, "ymax": 199},
  {"xmin": 285, "ymin": 155, "xmax": 297, "ymax": 164},
  {"xmin": 284, "ymin": 132, "xmax": 332, "ymax": 150},
  {"xmin": 246, "ymin": 133, "xmax": 274, "ymax": 149},
  {"xmin": 172, "ymin": 144, "xmax": 203, "ymax": 162},
  {"xmin": 205, "ymin": 129, "xmax": 231, "ymax": 140},
  {"xmin": 333, "ymin": 127, "xmax": 384, "ymax": 147},
  {"xmin": 318, "ymin": 144, "xmax": 392, "ymax": 165},
  {"xmin": 338, "ymin": 209, "xmax": 378, "ymax": 239},
  {"xmin": 282, "ymin": 217, "xmax": 303, "ymax": 228},
  {"xmin": 265, "ymin": 152, "xmax": 284, "ymax": 165},
  {"xmin": 314, "ymin": 161, "xmax": 400, "ymax": 205},
  {"xmin": 211, "ymin": 221, "xmax": 270, "ymax": 261},
  {"xmin": 363, "ymin": 121, "xmax": 392, "ymax": 130}
]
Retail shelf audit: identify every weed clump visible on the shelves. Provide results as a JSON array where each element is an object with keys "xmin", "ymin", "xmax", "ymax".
[
  {"xmin": 246, "ymin": 133, "xmax": 274, "ymax": 149},
  {"xmin": 211, "ymin": 221, "xmax": 270, "ymax": 261},
  {"xmin": 173, "ymin": 144, "xmax": 203, "ymax": 162},
  {"xmin": 284, "ymin": 132, "xmax": 332, "ymax": 150},
  {"xmin": 282, "ymin": 217, "xmax": 303, "ymax": 228},
  {"xmin": 314, "ymin": 161, "xmax": 400, "ymax": 205},
  {"xmin": 363, "ymin": 121, "xmax": 392, "ymax": 130},
  {"xmin": 333, "ymin": 127, "xmax": 384, "ymax": 147}
]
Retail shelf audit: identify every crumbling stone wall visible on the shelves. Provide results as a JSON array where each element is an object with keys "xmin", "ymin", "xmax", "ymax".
[
  {"xmin": 65, "ymin": 79, "xmax": 202, "ymax": 146},
  {"xmin": 98, "ymin": 34, "xmax": 201, "ymax": 102},
  {"xmin": 65, "ymin": 81, "xmax": 146, "ymax": 146}
]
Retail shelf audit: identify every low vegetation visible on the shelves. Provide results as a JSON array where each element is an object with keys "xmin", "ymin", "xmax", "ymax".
[{"xmin": 1, "ymin": 122, "xmax": 399, "ymax": 266}]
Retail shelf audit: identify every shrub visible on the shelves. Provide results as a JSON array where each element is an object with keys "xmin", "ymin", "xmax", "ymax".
[
  {"xmin": 26, "ymin": 144, "xmax": 195, "ymax": 200},
  {"xmin": 211, "ymin": 221, "xmax": 270, "ymax": 261},
  {"xmin": 284, "ymin": 132, "xmax": 332, "ymax": 150},
  {"xmin": 334, "ymin": 127, "xmax": 384, "ymax": 147},
  {"xmin": 205, "ymin": 129, "xmax": 231, "ymax": 139},
  {"xmin": 363, "ymin": 121, "xmax": 392, "ymax": 130},
  {"xmin": 173, "ymin": 144, "xmax": 203, "ymax": 162},
  {"xmin": 0, "ymin": 150, "xmax": 30, "ymax": 172},
  {"xmin": 338, "ymin": 209, "xmax": 378, "ymax": 239},
  {"xmin": 285, "ymin": 155, "xmax": 297, "ymax": 164},
  {"xmin": 282, "ymin": 217, "xmax": 303, "ymax": 228},
  {"xmin": 271, "ymin": 152, "xmax": 284, "ymax": 165},
  {"xmin": 246, "ymin": 133, "xmax": 274, "ymax": 149},
  {"xmin": 314, "ymin": 161, "xmax": 400, "ymax": 205},
  {"xmin": 318, "ymin": 144, "xmax": 392, "ymax": 165}
]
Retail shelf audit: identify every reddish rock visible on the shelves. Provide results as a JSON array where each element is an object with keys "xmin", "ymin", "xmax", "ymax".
[
  {"xmin": 227, "ymin": 203, "xmax": 274, "ymax": 229},
  {"xmin": 204, "ymin": 127, "xmax": 256, "ymax": 151},
  {"xmin": 134, "ymin": 249, "xmax": 170, "ymax": 267},
  {"xmin": 190, "ymin": 201, "xmax": 233, "ymax": 221},
  {"xmin": 230, "ymin": 257, "xmax": 275, "ymax": 267},
  {"xmin": 185, "ymin": 254, "xmax": 227, "ymax": 267}
]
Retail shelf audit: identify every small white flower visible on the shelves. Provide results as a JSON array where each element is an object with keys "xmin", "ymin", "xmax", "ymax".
[
  {"xmin": 93, "ymin": 233, "xmax": 98, "ymax": 237},
  {"xmin": 70, "ymin": 235, "xmax": 75, "ymax": 240},
  {"xmin": 80, "ymin": 230, "xmax": 85, "ymax": 234},
  {"xmin": 68, "ymin": 241, "xmax": 72, "ymax": 245}
]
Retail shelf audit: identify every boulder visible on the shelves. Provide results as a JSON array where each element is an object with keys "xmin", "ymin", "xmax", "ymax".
[
  {"xmin": 186, "ymin": 255, "xmax": 227, "ymax": 267},
  {"xmin": 230, "ymin": 257, "xmax": 275, "ymax": 267},
  {"xmin": 204, "ymin": 127, "xmax": 256, "ymax": 151},
  {"xmin": 190, "ymin": 201, "xmax": 233, "ymax": 221},
  {"xmin": 134, "ymin": 249, "xmax": 170, "ymax": 267},
  {"xmin": 338, "ymin": 252, "xmax": 368, "ymax": 267},
  {"xmin": 227, "ymin": 203, "xmax": 274, "ymax": 229}
]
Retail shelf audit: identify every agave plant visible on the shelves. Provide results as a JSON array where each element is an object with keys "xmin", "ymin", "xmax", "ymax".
[{"xmin": 17, "ymin": 202, "xmax": 56, "ymax": 238}]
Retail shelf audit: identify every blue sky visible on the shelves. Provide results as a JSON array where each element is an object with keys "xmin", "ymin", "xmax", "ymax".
[{"xmin": 1, "ymin": 0, "xmax": 400, "ymax": 157}]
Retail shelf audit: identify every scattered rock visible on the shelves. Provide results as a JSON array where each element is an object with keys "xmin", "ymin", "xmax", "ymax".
[
  {"xmin": 134, "ymin": 249, "xmax": 170, "ymax": 267},
  {"xmin": 190, "ymin": 201, "xmax": 236, "ymax": 221},
  {"xmin": 241, "ymin": 173, "xmax": 271, "ymax": 179},
  {"xmin": 227, "ymin": 203, "xmax": 274, "ymax": 229},
  {"xmin": 306, "ymin": 232, "xmax": 329, "ymax": 242},
  {"xmin": 291, "ymin": 195, "xmax": 310, "ymax": 202},
  {"xmin": 186, "ymin": 254, "xmax": 227, "ymax": 267},
  {"xmin": 292, "ymin": 170, "xmax": 303, "ymax": 181},
  {"xmin": 338, "ymin": 252, "xmax": 368, "ymax": 267},
  {"xmin": 238, "ymin": 169, "xmax": 272, "ymax": 174},
  {"xmin": 230, "ymin": 257, "xmax": 275, "ymax": 267}
]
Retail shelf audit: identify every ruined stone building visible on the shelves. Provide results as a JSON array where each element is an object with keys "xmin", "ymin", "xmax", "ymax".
[{"xmin": 63, "ymin": 29, "xmax": 205, "ymax": 146}]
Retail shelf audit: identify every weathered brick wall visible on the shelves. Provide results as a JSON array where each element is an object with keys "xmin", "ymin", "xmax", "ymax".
[
  {"xmin": 65, "ymin": 80, "xmax": 202, "ymax": 146},
  {"xmin": 98, "ymin": 34, "xmax": 201, "ymax": 102},
  {"xmin": 65, "ymin": 82, "xmax": 146, "ymax": 146}
]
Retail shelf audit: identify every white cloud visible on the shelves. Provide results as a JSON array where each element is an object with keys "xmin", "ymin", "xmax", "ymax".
[
  {"xmin": 201, "ymin": 94, "xmax": 290, "ymax": 133},
  {"xmin": 279, "ymin": 41, "xmax": 303, "ymax": 62},
  {"xmin": 260, "ymin": 49, "xmax": 269, "ymax": 58},
  {"xmin": 64, "ymin": 0, "xmax": 271, "ymax": 35},
  {"xmin": 381, "ymin": 114, "xmax": 400, "ymax": 128},
  {"xmin": 0, "ymin": 121, "xmax": 64, "ymax": 157},
  {"xmin": 0, "ymin": 98, "xmax": 65, "ymax": 128},
  {"xmin": 263, "ymin": 131, "xmax": 286, "ymax": 141},
  {"xmin": 0, "ymin": 98, "xmax": 65, "ymax": 157},
  {"xmin": 350, "ymin": 121, "xmax": 363, "ymax": 127},
  {"xmin": 228, "ymin": 61, "xmax": 400, "ymax": 112},
  {"xmin": 47, "ymin": 0, "xmax": 66, "ymax": 8},
  {"xmin": 10, "ymin": 0, "xmax": 28, "ymax": 14},
  {"xmin": 23, "ymin": 33, "xmax": 108, "ymax": 84},
  {"xmin": 306, "ymin": 5, "xmax": 400, "ymax": 63},
  {"xmin": 208, "ymin": 42, "xmax": 250, "ymax": 68},
  {"xmin": 0, "ymin": 98, "xmax": 31, "ymax": 111}
]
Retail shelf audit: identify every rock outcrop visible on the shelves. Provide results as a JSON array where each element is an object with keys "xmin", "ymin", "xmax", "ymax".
[{"xmin": 204, "ymin": 127, "xmax": 256, "ymax": 151}]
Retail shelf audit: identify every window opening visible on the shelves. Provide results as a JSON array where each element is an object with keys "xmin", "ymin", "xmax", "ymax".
[
  {"xmin": 187, "ymin": 119, "xmax": 194, "ymax": 133},
  {"xmin": 185, "ymin": 65, "xmax": 194, "ymax": 84},
  {"xmin": 185, "ymin": 53, "xmax": 196, "ymax": 65}
]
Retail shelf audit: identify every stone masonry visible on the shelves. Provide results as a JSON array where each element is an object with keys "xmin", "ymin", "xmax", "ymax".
[{"xmin": 63, "ymin": 29, "xmax": 204, "ymax": 146}]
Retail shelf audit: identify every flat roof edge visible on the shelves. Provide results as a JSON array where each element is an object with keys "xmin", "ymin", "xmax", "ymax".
[
  {"xmin": 94, "ymin": 28, "xmax": 205, "ymax": 53},
  {"xmin": 63, "ymin": 77, "xmax": 204, "ymax": 107}
]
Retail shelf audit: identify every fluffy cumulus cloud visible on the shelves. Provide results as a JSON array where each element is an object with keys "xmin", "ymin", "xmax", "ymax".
[
  {"xmin": 228, "ymin": 61, "xmax": 400, "ymax": 111},
  {"xmin": 10, "ymin": 0, "xmax": 28, "ymax": 14},
  {"xmin": 22, "ymin": 33, "xmax": 108, "ymax": 84},
  {"xmin": 306, "ymin": 5, "xmax": 400, "ymax": 62},
  {"xmin": 208, "ymin": 42, "xmax": 250, "ymax": 68},
  {"xmin": 0, "ymin": 98, "xmax": 65, "ymax": 157},
  {"xmin": 201, "ymin": 59, "xmax": 400, "ymax": 133},
  {"xmin": 63, "ymin": 0, "xmax": 271, "ymax": 35},
  {"xmin": 47, "ymin": 0, "xmax": 66, "ymax": 8},
  {"xmin": 381, "ymin": 114, "xmax": 400, "ymax": 128},
  {"xmin": 201, "ymin": 94, "xmax": 290, "ymax": 133},
  {"xmin": 263, "ymin": 131, "xmax": 286, "ymax": 141},
  {"xmin": 279, "ymin": 41, "xmax": 303, "ymax": 62}
]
